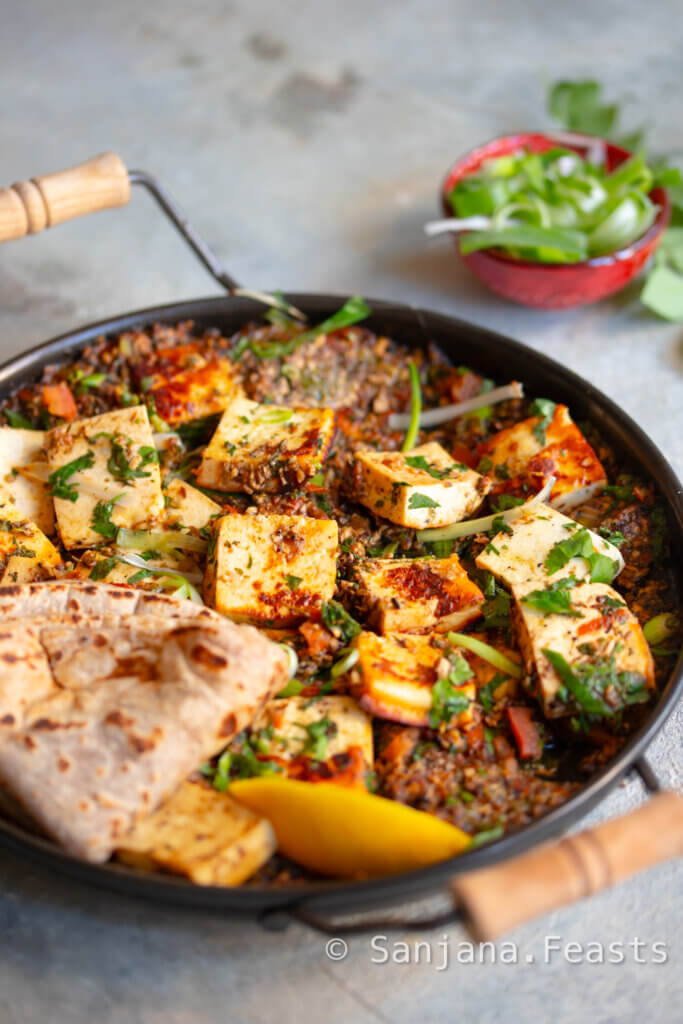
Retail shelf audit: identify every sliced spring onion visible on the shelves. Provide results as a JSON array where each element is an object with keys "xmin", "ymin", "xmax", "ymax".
[
  {"xmin": 459, "ymin": 225, "xmax": 588, "ymax": 261},
  {"xmin": 231, "ymin": 287, "xmax": 306, "ymax": 322},
  {"xmin": 545, "ymin": 131, "xmax": 607, "ymax": 167},
  {"xmin": 116, "ymin": 527, "xmax": 207, "ymax": 554},
  {"xmin": 424, "ymin": 216, "xmax": 493, "ymax": 236},
  {"xmin": 447, "ymin": 632, "xmax": 523, "ymax": 679},
  {"xmin": 256, "ymin": 408, "xmax": 293, "ymax": 424},
  {"xmin": 115, "ymin": 552, "xmax": 204, "ymax": 599},
  {"xmin": 389, "ymin": 381, "xmax": 523, "ymax": 430},
  {"xmin": 279, "ymin": 643, "xmax": 299, "ymax": 680},
  {"xmin": 643, "ymin": 613, "xmax": 679, "ymax": 648},
  {"xmin": 417, "ymin": 476, "xmax": 555, "ymax": 543},
  {"xmin": 153, "ymin": 431, "xmax": 182, "ymax": 447},
  {"xmin": 330, "ymin": 647, "xmax": 360, "ymax": 679},
  {"xmin": 400, "ymin": 362, "xmax": 421, "ymax": 451}
]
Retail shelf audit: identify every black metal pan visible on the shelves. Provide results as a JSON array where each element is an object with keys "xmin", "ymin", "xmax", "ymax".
[{"xmin": 0, "ymin": 155, "xmax": 681, "ymax": 940}]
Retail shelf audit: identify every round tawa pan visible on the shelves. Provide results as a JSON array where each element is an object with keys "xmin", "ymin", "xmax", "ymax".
[{"xmin": 0, "ymin": 292, "xmax": 681, "ymax": 934}]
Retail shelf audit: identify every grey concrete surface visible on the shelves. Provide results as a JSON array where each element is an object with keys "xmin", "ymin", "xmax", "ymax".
[{"xmin": 0, "ymin": 1, "xmax": 681, "ymax": 1022}]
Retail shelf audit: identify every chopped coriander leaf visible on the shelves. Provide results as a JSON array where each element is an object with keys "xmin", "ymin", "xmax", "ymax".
[
  {"xmin": 604, "ymin": 483, "xmax": 635, "ymax": 501},
  {"xmin": 128, "ymin": 568, "xmax": 153, "ymax": 584},
  {"xmin": 285, "ymin": 574, "xmax": 303, "ymax": 591},
  {"xmin": 245, "ymin": 296, "xmax": 371, "ymax": 360},
  {"xmin": 493, "ymin": 462, "xmax": 510, "ymax": 480},
  {"xmin": 321, "ymin": 600, "xmax": 361, "ymax": 644},
  {"xmin": 91, "ymin": 496, "xmax": 122, "ymax": 540},
  {"xmin": 298, "ymin": 716, "xmax": 338, "ymax": 761},
  {"xmin": 408, "ymin": 492, "xmax": 440, "ymax": 510},
  {"xmin": 48, "ymin": 451, "xmax": 95, "ymax": 501},
  {"xmin": 600, "ymin": 595, "xmax": 626, "ymax": 610},
  {"xmin": 490, "ymin": 515, "xmax": 513, "ymax": 536},
  {"xmin": 481, "ymin": 588, "xmax": 511, "ymax": 630},
  {"xmin": 4, "ymin": 409, "xmax": 35, "ymax": 429},
  {"xmin": 529, "ymin": 398, "xmax": 556, "ymax": 445},
  {"xmin": 545, "ymin": 526, "xmax": 618, "ymax": 583},
  {"xmin": 492, "ymin": 494, "xmax": 525, "ymax": 512},
  {"xmin": 542, "ymin": 649, "xmax": 650, "ymax": 716},
  {"xmin": 211, "ymin": 745, "xmax": 282, "ymax": 787},
  {"xmin": 522, "ymin": 577, "xmax": 582, "ymax": 617},
  {"xmin": 429, "ymin": 654, "xmax": 473, "ymax": 727},
  {"xmin": 405, "ymin": 454, "xmax": 465, "ymax": 478},
  {"xmin": 105, "ymin": 436, "xmax": 158, "ymax": 484},
  {"xmin": 89, "ymin": 557, "xmax": 120, "ymax": 581},
  {"xmin": 177, "ymin": 413, "xmax": 222, "ymax": 448},
  {"xmin": 477, "ymin": 456, "xmax": 493, "ymax": 474},
  {"xmin": 598, "ymin": 528, "xmax": 626, "ymax": 547},
  {"xmin": 477, "ymin": 673, "xmax": 505, "ymax": 711}
]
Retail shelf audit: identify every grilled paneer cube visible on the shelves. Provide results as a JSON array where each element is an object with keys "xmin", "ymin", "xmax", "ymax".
[
  {"xmin": 196, "ymin": 395, "xmax": 335, "ymax": 494},
  {"xmin": 131, "ymin": 342, "xmax": 241, "ymax": 426},
  {"xmin": 354, "ymin": 442, "xmax": 490, "ymax": 529},
  {"xmin": 204, "ymin": 512, "xmax": 338, "ymax": 625},
  {"xmin": 46, "ymin": 406, "xmax": 164, "ymax": 550},
  {"xmin": 0, "ymin": 427, "xmax": 54, "ymax": 535},
  {"xmin": 476, "ymin": 503, "xmax": 624, "ymax": 589},
  {"xmin": 354, "ymin": 631, "xmax": 475, "ymax": 728},
  {"xmin": 355, "ymin": 554, "xmax": 484, "ymax": 634},
  {"xmin": 116, "ymin": 779, "xmax": 276, "ymax": 886},
  {"xmin": 477, "ymin": 404, "xmax": 607, "ymax": 512},
  {"xmin": 249, "ymin": 695, "xmax": 373, "ymax": 786},
  {"xmin": 512, "ymin": 580, "xmax": 655, "ymax": 717},
  {"xmin": 163, "ymin": 478, "xmax": 222, "ymax": 530},
  {"xmin": 0, "ymin": 487, "xmax": 60, "ymax": 583}
]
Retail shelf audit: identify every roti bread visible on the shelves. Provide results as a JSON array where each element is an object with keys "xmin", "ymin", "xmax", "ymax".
[{"xmin": 0, "ymin": 582, "xmax": 289, "ymax": 862}]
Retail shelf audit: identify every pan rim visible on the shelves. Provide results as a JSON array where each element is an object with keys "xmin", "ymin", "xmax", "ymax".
[{"xmin": 0, "ymin": 292, "xmax": 680, "ymax": 916}]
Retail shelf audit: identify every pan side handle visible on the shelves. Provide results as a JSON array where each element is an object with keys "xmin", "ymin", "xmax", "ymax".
[
  {"xmin": 0, "ymin": 153, "xmax": 130, "ymax": 242},
  {"xmin": 451, "ymin": 789, "xmax": 683, "ymax": 941}
]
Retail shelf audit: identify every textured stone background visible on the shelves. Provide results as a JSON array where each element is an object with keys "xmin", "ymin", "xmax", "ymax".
[{"xmin": 0, "ymin": 2, "xmax": 681, "ymax": 1021}]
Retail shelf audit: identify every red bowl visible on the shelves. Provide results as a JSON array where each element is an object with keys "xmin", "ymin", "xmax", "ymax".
[{"xmin": 441, "ymin": 132, "xmax": 671, "ymax": 310}]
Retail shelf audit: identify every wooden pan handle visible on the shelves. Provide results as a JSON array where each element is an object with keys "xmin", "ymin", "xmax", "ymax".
[
  {"xmin": 0, "ymin": 152, "xmax": 130, "ymax": 243},
  {"xmin": 452, "ymin": 790, "xmax": 683, "ymax": 941}
]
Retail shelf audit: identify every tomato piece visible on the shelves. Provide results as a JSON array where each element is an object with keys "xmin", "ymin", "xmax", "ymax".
[
  {"xmin": 507, "ymin": 706, "xmax": 542, "ymax": 760},
  {"xmin": 42, "ymin": 382, "xmax": 78, "ymax": 420},
  {"xmin": 299, "ymin": 620, "xmax": 336, "ymax": 657}
]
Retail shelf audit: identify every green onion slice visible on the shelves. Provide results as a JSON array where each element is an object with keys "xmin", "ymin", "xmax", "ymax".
[
  {"xmin": 400, "ymin": 362, "xmax": 422, "ymax": 452},
  {"xmin": 447, "ymin": 632, "xmax": 523, "ymax": 679}
]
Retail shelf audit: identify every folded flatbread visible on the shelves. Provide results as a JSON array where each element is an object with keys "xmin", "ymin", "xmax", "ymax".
[{"xmin": 0, "ymin": 581, "xmax": 288, "ymax": 862}]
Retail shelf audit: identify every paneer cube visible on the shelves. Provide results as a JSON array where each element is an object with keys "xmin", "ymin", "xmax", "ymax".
[
  {"xmin": 355, "ymin": 553, "xmax": 484, "ymax": 634},
  {"xmin": 476, "ymin": 503, "xmax": 624, "ymax": 589},
  {"xmin": 196, "ymin": 395, "xmax": 335, "ymax": 494},
  {"xmin": 0, "ymin": 427, "xmax": 54, "ymax": 535},
  {"xmin": 0, "ymin": 486, "xmax": 60, "ymax": 583},
  {"xmin": 163, "ymin": 478, "xmax": 222, "ymax": 530},
  {"xmin": 477, "ymin": 404, "xmax": 607, "ymax": 512},
  {"xmin": 354, "ymin": 631, "xmax": 475, "ymax": 728},
  {"xmin": 354, "ymin": 442, "xmax": 490, "ymax": 529},
  {"xmin": 131, "ymin": 342, "xmax": 241, "ymax": 426},
  {"xmin": 250, "ymin": 695, "xmax": 373, "ymax": 787},
  {"xmin": 116, "ymin": 779, "xmax": 275, "ymax": 886},
  {"xmin": 46, "ymin": 406, "xmax": 165, "ymax": 549},
  {"xmin": 204, "ymin": 512, "xmax": 338, "ymax": 625},
  {"xmin": 512, "ymin": 580, "xmax": 655, "ymax": 717}
]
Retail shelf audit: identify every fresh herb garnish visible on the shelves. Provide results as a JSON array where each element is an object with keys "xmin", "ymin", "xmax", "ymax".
[
  {"xmin": 405, "ymin": 454, "xmax": 465, "ymax": 478},
  {"xmin": 91, "ymin": 496, "xmax": 122, "ymax": 539},
  {"xmin": 408, "ymin": 492, "xmax": 440, "ymax": 510},
  {"xmin": 598, "ymin": 528, "xmax": 626, "ymax": 547},
  {"xmin": 211, "ymin": 745, "xmax": 282, "ymax": 789},
  {"xmin": 284, "ymin": 574, "xmax": 303, "ymax": 591},
  {"xmin": 470, "ymin": 825, "xmax": 504, "ymax": 847},
  {"xmin": 542, "ymin": 648, "xmax": 650, "ymax": 716},
  {"xmin": 106, "ymin": 437, "xmax": 158, "ymax": 484},
  {"xmin": 492, "ymin": 494, "xmax": 525, "ymax": 512},
  {"xmin": 299, "ymin": 716, "xmax": 338, "ymax": 761},
  {"xmin": 4, "ymin": 409, "xmax": 35, "ymax": 429},
  {"xmin": 545, "ymin": 527, "xmax": 618, "ymax": 583},
  {"xmin": 429, "ymin": 653, "xmax": 473, "ymax": 727},
  {"xmin": 89, "ymin": 557, "xmax": 120, "ymax": 580},
  {"xmin": 529, "ymin": 398, "xmax": 557, "ymax": 446},
  {"xmin": 321, "ymin": 600, "xmax": 362, "ymax": 644},
  {"xmin": 47, "ymin": 451, "xmax": 95, "ymax": 501},
  {"xmin": 490, "ymin": 515, "xmax": 513, "ymax": 536},
  {"xmin": 177, "ymin": 413, "xmax": 222, "ymax": 448},
  {"xmin": 522, "ymin": 577, "xmax": 582, "ymax": 617}
]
